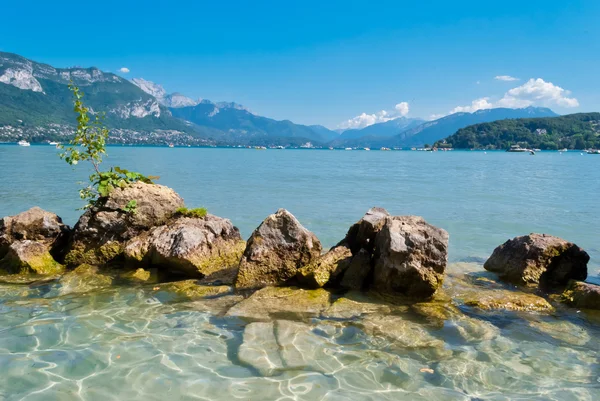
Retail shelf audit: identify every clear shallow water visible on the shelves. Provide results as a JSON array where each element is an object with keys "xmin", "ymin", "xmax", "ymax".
[{"xmin": 0, "ymin": 145, "xmax": 599, "ymax": 400}]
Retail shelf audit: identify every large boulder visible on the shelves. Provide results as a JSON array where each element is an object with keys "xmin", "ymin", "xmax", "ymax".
[
  {"xmin": 64, "ymin": 182, "xmax": 184, "ymax": 267},
  {"xmin": 124, "ymin": 214, "xmax": 245, "ymax": 280},
  {"xmin": 0, "ymin": 207, "xmax": 70, "ymax": 259},
  {"xmin": 372, "ymin": 216, "xmax": 449, "ymax": 299},
  {"xmin": 561, "ymin": 280, "xmax": 600, "ymax": 310},
  {"xmin": 341, "ymin": 207, "xmax": 390, "ymax": 254},
  {"xmin": 0, "ymin": 207, "xmax": 69, "ymax": 275},
  {"xmin": 484, "ymin": 234, "xmax": 589, "ymax": 287},
  {"xmin": 235, "ymin": 209, "xmax": 322, "ymax": 289}
]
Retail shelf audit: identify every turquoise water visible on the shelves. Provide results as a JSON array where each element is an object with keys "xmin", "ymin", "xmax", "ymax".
[{"xmin": 1, "ymin": 145, "xmax": 599, "ymax": 400}]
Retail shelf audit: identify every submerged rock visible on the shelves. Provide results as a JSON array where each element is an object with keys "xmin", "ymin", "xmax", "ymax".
[
  {"xmin": 226, "ymin": 286, "xmax": 332, "ymax": 321},
  {"xmin": 235, "ymin": 209, "xmax": 322, "ymax": 289},
  {"xmin": 0, "ymin": 207, "xmax": 70, "ymax": 276},
  {"xmin": 124, "ymin": 215, "xmax": 245, "ymax": 278},
  {"xmin": 356, "ymin": 314, "xmax": 451, "ymax": 358},
  {"xmin": 322, "ymin": 291, "xmax": 405, "ymax": 319},
  {"xmin": 561, "ymin": 280, "xmax": 600, "ymax": 310},
  {"xmin": 155, "ymin": 280, "xmax": 232, "ymax": 300},
  {"xmin": 65, "ymin": 182, "xmax": 184, "ymax": 267},
  {"xmin": 58, "ymin": 264, "xmax": 114, "ymax": 295},
  {"xmin": 461, "ymin": 288, "xmax": 553, "ymax": 312},
  {"xmin": 527, "ymin": 318, "xmax": 590, "ymax": 346},
  {"xmin": 372, "ymin": 216, "xmax": 449, "ymax": 299},
  {"xmin": 484, "ymin": 233, "xmax": 589, "ymax": 287},
  {"xmin": 238, "ymin": 320, "xmax": 343, "ymax": 376},
  {"xmin": 296, "ymin": 245, "xmax": 352, "ymax": 288}
]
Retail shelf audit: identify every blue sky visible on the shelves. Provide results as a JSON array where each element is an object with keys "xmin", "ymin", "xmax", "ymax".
[{"xmin": 1, "ymin": 0, "xmax": 599, "ymax": 128}]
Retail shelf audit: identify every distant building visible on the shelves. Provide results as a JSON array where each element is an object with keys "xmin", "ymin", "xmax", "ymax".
[{"xmin": 535, "ymin": 128, "xmax": 547, "ymax": 135}]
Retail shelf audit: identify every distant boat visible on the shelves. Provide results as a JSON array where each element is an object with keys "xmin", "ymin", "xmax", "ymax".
[
  {"xmin": 48, "ymin": 141, "xmax": 59, "ymax": 146},
  {"xmin": 533, "ymin": 148, "xmax": 541, "ymax": 152},
  {"xmin": 363, "ymin": 147, "xmax": 370, "ymax": 151},
  {"xmin": 506, "ymin": 145, "xmax": 530, "ymax": 153},
  {"xmin": 586, "ymin": 149, "xmax": 600, "ymax": 154},
  {"xmin": 560, "ymin": 148, "xmax": 568, "ymax": 152},
  {"xmin": 345, "ymin": 147, "xmax": 352, "ymax": 151},
  {"xmin": 380, "ymin": 147, "xmax": 391, "ymax": 151},
  {"xmin": 255, "ymin": 146, "xmax": 266, "ymax": 150},
  {"xmin": 168, "ymin": 144, "xmax": 174, "ymax": 148},
  {"xmin": 17, "ymin": 140, "xmax": 30, "ymax": 147}
]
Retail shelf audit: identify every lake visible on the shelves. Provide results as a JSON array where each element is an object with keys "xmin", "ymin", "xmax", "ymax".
[{"xmin": 0, "ymin": 145, "xmax": 599, "ymax": 400}]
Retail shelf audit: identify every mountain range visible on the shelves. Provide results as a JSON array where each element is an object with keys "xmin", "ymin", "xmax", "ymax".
[{"xmin": 0, "ymin": 51, "xmax": 562, "ymax": 147}]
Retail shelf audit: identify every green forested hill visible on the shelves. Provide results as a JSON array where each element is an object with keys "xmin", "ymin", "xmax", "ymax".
[{"xmin": 436, "ymin": 113, "xmax": 600, "ymax": 150}]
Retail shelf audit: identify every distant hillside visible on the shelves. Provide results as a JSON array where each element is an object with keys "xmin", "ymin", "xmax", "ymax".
[
  {"xmin": 0, "ymin": 52, "xmax": 194, "ymax": 142},
  {"xmin": 328, "ymin": 107, "xmax": 558, "ymax": 148},
  {"xmin": 436, "ymin": 113, "xmax": 600, "ymax": 150},
  {"xmin": 332, "ymin": 117, "xmax": 423, "ymax": 146},
  {"xmin": 170, "ymin": 103, "xmax": 330, "ymax": 145},
  {"xmin": 391, "ymin": 107, "xmax": 558, "ymax": 147}
]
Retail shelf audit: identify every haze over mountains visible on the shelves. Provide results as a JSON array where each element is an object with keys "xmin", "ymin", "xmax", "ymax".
[{"xmin": 0, "ymin": 51, "xmax": 563, "ymax": 147}]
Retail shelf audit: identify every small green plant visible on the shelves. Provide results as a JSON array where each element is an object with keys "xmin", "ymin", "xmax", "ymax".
[
  {"xmin": 123, "ymin": 200, "xmax": 138, "ymax": 214},
  {"xmin": 59, "ymin": 83, "xmax": 157, "ymax": 208},
  {"xmin": 175, "ymin": 207, "xmax": 208, "ymax": 218}
]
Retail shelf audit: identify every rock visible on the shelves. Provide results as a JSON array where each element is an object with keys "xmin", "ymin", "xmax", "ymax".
[
  {"xmin": 124, "ymin": 215, "xmax": 245, "ymax": 278},
  {"xmin": 0, "ymin": 240, "xmax": 63, "ymax": 275},
  {"xmin": 238, "ymin": 322, "xmax": 283, "ymax": 376},
  {"xmin": 65, "ymin": 182, "xmax": 184, "ymax": 267},
  {"xmin": 372, "ymin": 216, "xmax": 449, "ymax": 299},
  {"xmin": 0, "ymin": 207, "xmax": 70, "ymax": 276},
  {"xmin": 461, "ymin": 288, "xmax": 553, "ymax": 312},
  {"xmin": 561, "ymin": 280, "xmax": 600, "ymax": 310},
  {"xmin": 58, "ymin": 264, "xmax": 114, "ymax": 295},
  {"xmin": 237, "ymin": 320, "xmax": 343, "ymax": 377},
  {"xmin": 118, "ymin": 268, "xmax": 159, "ymax": 283},
  {"xmin": 0, "ymin": 207, "xmax": 70, "ymax": 258},
  {"xmin": 445, "ymin": 267, "xmax": 554, "ymax": 312},
  {"xmin": 226, "ymin": 286, "xmax": 332, "ymax": 322},
  {"xmin": 155, "ymin": 280, "xmax": 232, "ymax": 300},
  {"xmin": 296, "ymin": 245, "xmax": 352, "ymax": 288},
  {"xmin": 322, "ymin": 291, "xmax": 405, "ymax": 319},
  {"xmin": 484, "ymin": 233, "xmax": 589, "ymax": 287},
  {"xmin": 527, "ymin": 318, "xmax": 590, "ymax": 346},
  {"xmin": 342, "ymin": 207, "xmax": 390, "ymax": 254},
  {"xmin": 340, "ymin": 248, "xmax": 373, "ymax": 290},
  {"xmin": 235, "ymin": 209, "xmax": 322, "ymax": 289},
  {"xmin": 356, "ymin": 315, "xmax": 451, "ymax": 358}
]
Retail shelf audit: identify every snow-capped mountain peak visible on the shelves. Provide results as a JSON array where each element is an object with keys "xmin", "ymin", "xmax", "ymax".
[{"xmin": 131, "ymin": 78, "xmax": 197, "ymax": 108}]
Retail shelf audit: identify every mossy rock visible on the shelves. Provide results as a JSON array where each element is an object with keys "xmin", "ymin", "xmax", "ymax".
[
  {"xmin": 226, "ymin": 286, "xmax": 333, "ymax": 322},
  {"xmin": 461, "ymin": 289, "xmax": 553, "ymax": 312},
  {"xmin": 118, "ymin": 268, "xmax": 159, "ymax": 284},
  {"xmin": 0, "ymin": 240, "xmax": 64, "ymax": 276},
  {"xmin": 156, "ymin": 280, "xmax": 232, "ymax": 300},
  {"xmin": 64, "ymin": 241, "xmax": 124, "ymax": 267},
  {"xmin": 58, "ymin": 264, "xmax": 114, "ymax": 295}
]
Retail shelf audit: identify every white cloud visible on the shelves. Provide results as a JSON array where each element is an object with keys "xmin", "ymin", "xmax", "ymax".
[
  {"xmin": 339, "ymin": 102, "xmax": 410, "ymax": 129},
  {"xmin": 497, "ymin": 78, "xmax": 579, "ymax": 108},
  {"xmin": 429, "ymin": 78, "xmax": 579, "ymax": 120},
  {"xmin": 395, "ymin": 102, "xmax": 409, "ymax": 116},
  {"xmin": 450, "ymin": 97, "xmax": 493, "ymax": 114},
  {"xmin": 119, "ymin": 67, "xmax": 130, "ymax": 73},
  {"xmin": 495, "ymin": 75, "xmax": 519, "ymax": 81}
]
